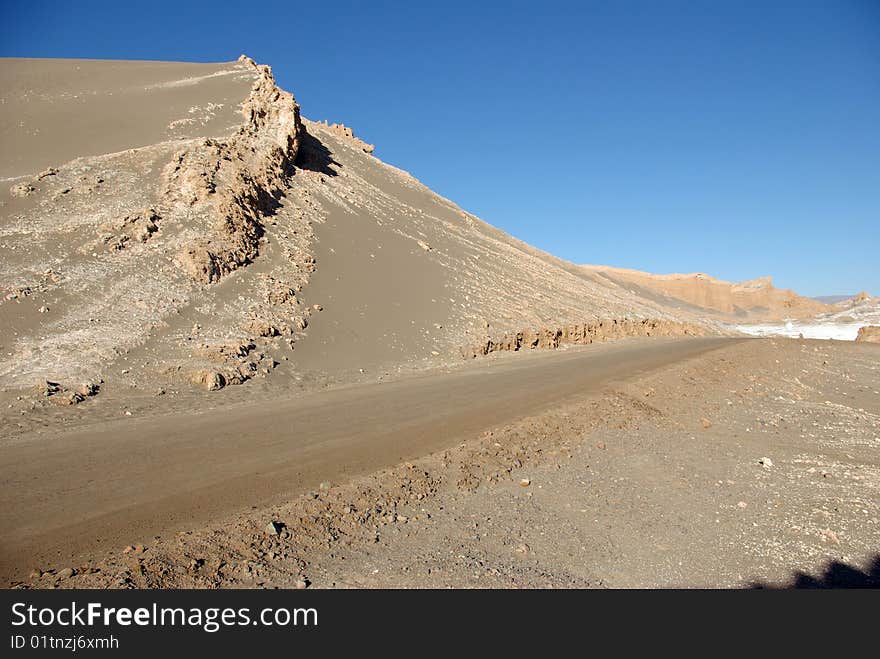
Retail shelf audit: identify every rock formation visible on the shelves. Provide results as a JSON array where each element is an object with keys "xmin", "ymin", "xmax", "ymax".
[
  {"xmin": 319, "ymin": 120, "xmax": 375, "ymax": 154},
  {"xmin": 461, "ymin": 319, "xmax": 707, "ymax": 358},
  {"xmin": 165, "ymin": 55, "xmax": 304, "ymax": 284},
  {"xmin": 855, "ymin": 326, "xmax": 880, "ymax": 344},
  {"xmin": 582, "ymin": 266, "xmax": 829, "ymax": 321}
]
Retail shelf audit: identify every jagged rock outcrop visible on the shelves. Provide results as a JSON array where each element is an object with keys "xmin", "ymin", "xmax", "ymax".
[
  {"xmin": 165, "ymin": 55, "xmax": 303, "ymax": 284},
  {"xmin": 461, "ymin": 319, "xmax": 707, "ymax": 358},
  {"xmin": 320, "ymin": 120, "xmax": 375, "ymax": 154}
]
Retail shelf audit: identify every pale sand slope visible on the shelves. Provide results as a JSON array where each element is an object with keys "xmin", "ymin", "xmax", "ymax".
[
  {"xmin": 582, "ymin": 264, "xmax": 831, "ymax": 322},
  {"xmin": 0, "ymin": 58, "xmax": 256, "ymax": 180},
  {"xmin": 2, "ymin": 56, "xmax": 711, "ymax": 432}
]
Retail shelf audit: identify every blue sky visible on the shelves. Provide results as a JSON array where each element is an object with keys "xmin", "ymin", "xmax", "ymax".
[{"xmin": 3, "ymin": 0, "xmax": 878, "ymax": 295}]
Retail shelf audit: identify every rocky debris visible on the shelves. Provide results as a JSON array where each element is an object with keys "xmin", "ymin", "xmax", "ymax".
[
  {"xmin": 2, "ymin": 273, "xmax": 60, "ymax": 305},
  {"xmin": 9, "ymin": 182, "xmax": 35, "ymax": 197},
  {"xmin": 855, "ymin": 326, "xmax": 880, "ymax": 344},
  {"xmin": 240, "ymin": 275, "xmax": 312, "ymax": 347},
  {"xmin": 62, "ymin": 392, "xmax": 86, "ymax": 406},
  {"xmin": 247, "ymin": 320, "xmax": 282, "ymax": 337},
  {"xmin": 180, "ymin": 341, "xmax": 277, "ymax": 390},
  {"xmin": 77, "ymin": 381, "xmax": 101, "ymax": 397},
  {"xmin": 73, "ymin": 174, "xmax": 105, "ymax": 195},
  {"xmin": 40, "ymin": 380, "xmax": 63, "ymax": 397},
  {"xmin": 3, "ymin": 286, "xmax": 31, "ymax": 301},
  {"xmin": 320, "ymin": 121, "xmax": 375, "ymax": 154},
  {"xmin": 189, "ymin": 370, "xmax": 227, "ymax": 391},
  {"xmin": 700, "ymin": 417, "xmax": 712, "ymax": 429},
  {"xmin": 165, "ymin": 56, "xmax": 303, "ymax": 285},
  {"xmin": 37, "ymin": 167, "xmax": 58, "ymax": 180},
  {"xmin": 461, "ymin": 319, "xmax": 707, "ymax": 358},
  {"xmin": 263, "ymin": 277, "xmax": 298, "ymax": 306},
  {"xmin": 36, "ymin": 379, "xmax": 101, "ymax": 405},
  {"xmin": 97, "ymin": 208, "xmax": 160, "ymax": 250}
]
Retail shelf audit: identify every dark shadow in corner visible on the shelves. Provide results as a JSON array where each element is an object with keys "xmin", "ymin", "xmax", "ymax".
[
  {"xmin": 295, "ymin": 128, "xmax": 341, "ymax": 177},
  {"xmin": 750, "ymin": 554, "xmax": 880, "ymax": 589}
]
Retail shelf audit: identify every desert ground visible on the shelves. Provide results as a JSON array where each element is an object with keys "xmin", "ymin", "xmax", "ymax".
[{"xmin": 1, "ymin": 57, "xmax": 877, "ymax": 588}]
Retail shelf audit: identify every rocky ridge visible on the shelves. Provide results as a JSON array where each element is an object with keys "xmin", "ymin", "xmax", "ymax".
[
  {"xmin": 582, "ymin": 266, "xmax": 830, "ymax": 321},
  {"xmin": 166, "ymin": 55, "xmax": 304, "ymax": 285}
]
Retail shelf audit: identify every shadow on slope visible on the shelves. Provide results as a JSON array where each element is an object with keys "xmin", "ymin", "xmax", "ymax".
[
  {"xmin": 750, "ymin": 555, "xmax": 880, "ymax": 589},
  {"xmin": 296, "ymin": 129, "xmax": 340, "ymax": 176}
]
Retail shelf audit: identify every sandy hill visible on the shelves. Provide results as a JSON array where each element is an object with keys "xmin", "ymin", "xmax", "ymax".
[
  {"xmin": 2, "ymin": 56, "xmax": 722, "ymax": 415},
  {"xmin": 581, "ymin": 265, "xmax": 830, "ymax": 321}
]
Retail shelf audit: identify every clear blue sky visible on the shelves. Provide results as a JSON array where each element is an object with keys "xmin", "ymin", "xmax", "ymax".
[{"xmin": 3, "ymin": 0, "xmax": 878, "ymax": 295}]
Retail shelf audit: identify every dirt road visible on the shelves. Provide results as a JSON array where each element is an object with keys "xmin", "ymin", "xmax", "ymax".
[{"xmin": 0, "ymin": 337, "xmax": 735, "ymax": 580}]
